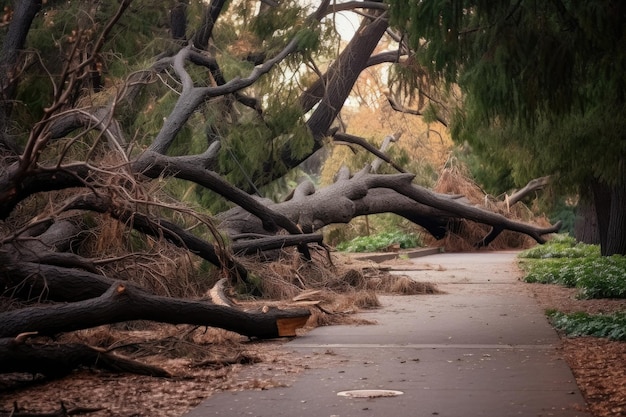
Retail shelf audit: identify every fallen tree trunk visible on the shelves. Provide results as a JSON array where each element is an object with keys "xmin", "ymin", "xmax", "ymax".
[
  {"xmin": 219, "ymin": 167, "xmax": 560, "ymax": 245},
  {"xmin": 0, "ymin": 282, "xmax": 311, "ymax": 339},
  {"xmin": 0, "ymin": 335, "xmax": 170, "ymax": 378}
]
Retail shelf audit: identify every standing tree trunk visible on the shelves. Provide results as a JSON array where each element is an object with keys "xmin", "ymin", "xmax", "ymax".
[
  {"xmin": 574, "ymin": 197, "xmax": 600, "ymax": 245},
  {"xmin": 591, "ymin": 179, "xmax": 612, "ymax": 254},
  {"xmin": 603, "ymin": 161, "xmax": 626, "ymax": 255}
]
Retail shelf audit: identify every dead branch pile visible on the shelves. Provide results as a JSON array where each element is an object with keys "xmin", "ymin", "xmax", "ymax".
[{"xmin": 430, "ymin": 165, "xmax": 551, "ymax": 251}]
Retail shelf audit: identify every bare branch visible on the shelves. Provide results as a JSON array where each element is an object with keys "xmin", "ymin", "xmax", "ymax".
[
  {"xmin": 387, "ymin": 94, "xmax": 449, "ymax": 127},
  {"xmin": 332, "ymin": 131, "xmax": 407, "ymax": 173},
  {"xmin": 506, "ymin": 176, "xmax": 551, "ymax": 207}
]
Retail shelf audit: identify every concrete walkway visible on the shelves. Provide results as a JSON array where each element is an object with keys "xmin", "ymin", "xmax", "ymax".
[{"xmin": 185, "ymin": 252, "xmax": 590, "ymax": 417}]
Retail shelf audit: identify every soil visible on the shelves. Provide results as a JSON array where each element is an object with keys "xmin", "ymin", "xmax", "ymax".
[{"xmin": 1, "ymin": 259, "xmax": 625, "ymax": 417}]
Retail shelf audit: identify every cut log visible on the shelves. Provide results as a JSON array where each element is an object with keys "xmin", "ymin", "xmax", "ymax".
[{"xmin": 0, "ymin": 282, "xmax": 311, "ymax": 340}]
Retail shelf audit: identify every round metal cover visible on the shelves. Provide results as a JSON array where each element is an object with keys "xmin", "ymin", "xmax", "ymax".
[{"xmin": 336, "ymin": 389, "xmax": 404, "ymax": 398}]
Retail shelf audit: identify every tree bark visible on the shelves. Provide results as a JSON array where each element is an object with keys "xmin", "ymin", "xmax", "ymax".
[
  {"xmin": 0, "ymin": 282, "xmax": 311, "ymax": 339},
  {"xmin": 575, "ymin": 196, "xmax": 600, "ymax": 245},
  {"xmin": 0, "ymin": 336, "xmax": 170, "ymax": 378},
  {"xmin": 591, "ymin": 178, "xmax": 613, "ymax": 254},
  {"xmin": 231, "ymin": 233, "xmax": 324, "ymax": 256},
  {"xmin": 507, "ymin": 176, "xmax": 550, "ymax": 206},
  {"xmin": 305, "ymin": 12, "xmax": 389, "ymax": 142},
  {"xmin": 0, "ymin": 0, "xmax": 43, "ymax": 151},
  {"xmin": 219, "ymin": 169, "xmax": 560, "ymax": 245},
  {"xmin": 603, "ymin": 161, "xmax": 626, "ymax": 255}
]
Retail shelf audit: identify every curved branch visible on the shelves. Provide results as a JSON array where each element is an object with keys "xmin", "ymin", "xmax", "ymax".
[
  {"xmin": 332, "ymin": 131, "xmax": 406, "ymax": 173},
  {"xmin": 0, "ymin": 163, "xmax": 91, "ymax": 220},
  {"xmin": 148, "ymin": 36, "xmax": 300, "ymax": 154},
  {"xmin": 363, "ymin": 172, "xmax": 561, "ymax": 243},
  {"xmin": 219, "ymin": 171, "xmax": 560, "ymax": 245},
  {"xmin": 133, "ymin": 151, "xmax": 305, "ymax": 237},
  {"xmin": 387, "ymin": 94, "xmax": 449, "ymax": 128},
  {"xmin": 507, "ymin": 176, "xmax": 550, "ymax": 206}
]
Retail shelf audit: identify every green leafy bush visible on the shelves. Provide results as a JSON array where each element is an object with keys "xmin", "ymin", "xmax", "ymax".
[
  {"xmin": 521, "ymin": 256, "xmax": 626, "ymax": 298},
  {"xmin": 336, "ymin": 231, "xmax": 423, "ymax": 253},
  {"xmin": 548, "ymin": 311, "xmax": 626, "ymax": 341},
  {"xmin": 519, "ymin": 235, "xmax": 626, "ymax": 299},
  {"xmin": 520, "ymin": 234, "xmax": 599, "ymax": 259}
]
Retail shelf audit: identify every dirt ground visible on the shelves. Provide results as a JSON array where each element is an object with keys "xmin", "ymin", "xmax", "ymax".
[
  {"xmin": 529, "ymin": 283, "xmax": 626, "ymax": 417},
  {"xmin": 1, "ymin": 259, "xmax": 625, "ymax": 417}
]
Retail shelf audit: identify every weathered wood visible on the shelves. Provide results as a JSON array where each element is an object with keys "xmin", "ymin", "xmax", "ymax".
[
  {"xmin": 0, "ymin": 335, "xmax": 170, "ymax": 378},
  {"xmin": 207, "ymin": 278, "xmax": 234, "ymax": 307},
  {"xmin": 506, "ymin": 176, "xmax": 550, "ymax": 207},
  {"xmin": 219, "ymin": 169, "xmax": 560, "ymax": 245},
  {"xmin": 0, "ymin": 282, "xmax": 311, "ymax": 340},
  {"xmin": 231, "ymin": 233, "xmax": 323, "ymax": 255}
]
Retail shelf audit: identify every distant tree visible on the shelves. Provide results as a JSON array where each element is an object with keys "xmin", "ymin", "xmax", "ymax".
[{"xmin": 389, "ymin": 0, "xmax": 626, "ymax": 255}]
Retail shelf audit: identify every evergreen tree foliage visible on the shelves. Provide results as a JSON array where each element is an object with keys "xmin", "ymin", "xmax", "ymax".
[{"xmin": 388, "ymin": 0, "xmax": 626, "ymax": 254}]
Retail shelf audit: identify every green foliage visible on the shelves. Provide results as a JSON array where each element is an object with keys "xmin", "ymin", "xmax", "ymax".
[
  {"xmin": 387, "ymin": 0, "xmax": 626, "ymax": 211},
  {"xmin": 336, "ymin": 230, "xmax": 423, "ymax": 253},
  {"xmin": 520, "ymin": 234, "xmax": 599, "ymax": 259},
  {"xmin": 295, "ymin": 27, "xmax": 321, "ymax": 53},
  {"xmin": 548, "ymin": 199, "xmax": 576, "ymax": 237},
  {"xmin": 520, "ymin": 236, "xmax": 626, "ymax": 298},
  {"xmin": 548, "ymin": 311, "xmax": 626, "ymax": 341},
  {"xmin": 251, "ymin": 2, "xmax": 302, "ymax": 41},
  {"xmin": 217, "ymin": 100, "xmax": 313, "ymax": 193}
]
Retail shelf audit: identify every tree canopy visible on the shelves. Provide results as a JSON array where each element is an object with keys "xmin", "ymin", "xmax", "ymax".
[{"xmin": 388, "ymin": 0, "xmax": 626, "ymax": 254}]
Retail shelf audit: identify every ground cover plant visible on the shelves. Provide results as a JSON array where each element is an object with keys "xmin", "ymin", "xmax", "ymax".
[
  {"xmin": 548, "ymin": 310, "xmax": 626, "ymax": 341},
  {"xmin": 521, "ymin": 234, "xmax": 626, "ymax": 414},
  {"xmin": 519, "ymin": 235, "xmax": 626, "ymax": 299},
  {"xmin": 336, "ymin": 230, "xmax": 423, "ymax": 253}
]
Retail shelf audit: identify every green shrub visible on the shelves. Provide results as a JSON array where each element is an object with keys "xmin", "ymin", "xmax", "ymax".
[
  {"xmin": 336, "ymin": 231, "xmax": 423, "ymax": 253},
  {"xmin": 519, "ymin": 235, "xmax": 626, "ymax": 299},
  {"xmin": 521, "ymin": 256, "xmax": 626, "ymax": 298},
  {"xmin": 520, "ymin": 234, "xmax": 600, "ymax": 259},
  {"xmin": 548, "ymin": 311, "xmax": 626, "ymax": 341}
]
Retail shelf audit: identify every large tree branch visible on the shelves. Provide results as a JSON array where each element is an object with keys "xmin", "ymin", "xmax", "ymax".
[
  {"xmin": 303, "ymin": 13, "xmax": 389, "ymax": 140},
  {"xmin": 133, "ymin": 150, "xmax": 307, "ymax": 239},
  {"xmin": 219, "ymin": 169, "xmax": 560, "ymax": 245},
  {"xmin": 147, "ymin": 38, "xmax": 300, "ymax": 155},
  {"xmin": 0, "ymin": 281, "xmax": 311, "ymax": 339},
  {"xmin": 193, "ymin": 0, "xmax": 228, "ymax": 50},
  {"xmin": 62, "ymin": 192, "xmax": 249, "ymax": 280},
  {"xmin": 0, "ymin": 336, "xmax": 170, "ymax": 378},
  {"xmin": 506, "ymin": 176, "xmax": 550, "ymax": 206},
  {"xmin": 0, "ymin": 163, "xmax": 91, "ymax": 219}
]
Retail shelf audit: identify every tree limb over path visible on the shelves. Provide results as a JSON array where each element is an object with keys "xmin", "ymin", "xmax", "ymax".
[{"xmin": 219, "ymin": 166, "xmax": 560, "ymax": 246}]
